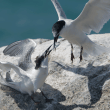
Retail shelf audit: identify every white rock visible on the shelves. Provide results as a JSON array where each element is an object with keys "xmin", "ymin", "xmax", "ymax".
[{"xmin": 0, "ymin": 34, "xmax": 110, "ymax": 110}]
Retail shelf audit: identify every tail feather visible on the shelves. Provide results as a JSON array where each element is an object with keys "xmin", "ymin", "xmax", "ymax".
[{"xmin": 82, "ymin": 41, "xmax": 110, "ymax": 57}]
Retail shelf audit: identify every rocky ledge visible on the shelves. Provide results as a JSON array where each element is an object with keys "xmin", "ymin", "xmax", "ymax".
[{"xmin": 0, "ymin": 34, "xmax": 110, "ymax": 110}]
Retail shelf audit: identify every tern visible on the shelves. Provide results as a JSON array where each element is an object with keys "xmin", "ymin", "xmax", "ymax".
[
  {"xmin": 51, "ymin": 0, "xmax": 110, "ymax": 62},
  {"xmin": 0, "ymin": 39, "xmax": 55, "ymax": 104}
]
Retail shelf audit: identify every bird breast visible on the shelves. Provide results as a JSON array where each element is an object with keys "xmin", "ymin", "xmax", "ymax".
[
  {"xmin": 27, "ymin": 67, "xmax": 48, "ymax": 91},
  {"xmin": 19, "ymin": 79, "xmax": 34, "ymax": 95},
  {"xmin": 60, "ymin": 19, "xmax": 87, "ymax": 46}
]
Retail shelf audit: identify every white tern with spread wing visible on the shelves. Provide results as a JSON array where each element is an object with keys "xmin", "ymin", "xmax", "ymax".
[{"xmin": 51, "ymin": 0, "xmax": 110, "ymax": 62}]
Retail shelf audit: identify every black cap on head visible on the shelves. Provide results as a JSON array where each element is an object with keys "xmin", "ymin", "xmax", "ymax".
[
  {"xmin": 52, "ymin": 20, "xmax": 65, "ymax": 49},
  {"xmin": 35, "ymin": 45, "xmax": 52, "ymax": 69},
  {"xmin": 35, "ymin": 56, "xmax": 44, "ymax": 69}
]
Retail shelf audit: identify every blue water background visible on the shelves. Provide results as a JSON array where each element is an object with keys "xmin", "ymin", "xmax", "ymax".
[{"xmin": 0, "ymin": 0, "xmax": 110, "ymax": 47}]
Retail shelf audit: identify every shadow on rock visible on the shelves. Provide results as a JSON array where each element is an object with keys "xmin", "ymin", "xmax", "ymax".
[
  {"xmin": 53, "ymin": 61, "xmax": 110, "ymax": 105},
  {"xmin": 50, "ymin": 103, "xmax": 94, "ymax": 110},
  {"xmin": 0, "ymin": 83, "xmax": 66, "ymax": 110}
]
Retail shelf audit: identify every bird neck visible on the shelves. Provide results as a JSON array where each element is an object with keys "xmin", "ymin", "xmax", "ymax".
[{"xmin": 41, "ymin": 57, "xmax": 48, "ymax": 68}]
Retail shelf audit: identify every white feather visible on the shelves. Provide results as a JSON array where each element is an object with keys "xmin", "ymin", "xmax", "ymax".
[
  {"xmin": 51, "ymin": 0, "xmax": 110, "ymax": 57},
  {"xmin": 3, "ymin": 39, "xmax": 36, "ymax": 71},
  {"xmin": 51, "ymin": 0, "xmax": 67, "ymax": 20},
  {"xmin": 0, "ymin": 43, "xmax": 54, "ymax": 96},
  {"xmin": 0, "ymin": 62, "xmax": 34, "ymax": 95},
  {"xmin": 74, "ymin": 0, "xmax": 110, "ymax": 34}
]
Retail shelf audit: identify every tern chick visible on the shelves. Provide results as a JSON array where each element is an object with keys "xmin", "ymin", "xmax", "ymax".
[{"xmin": 1, "ymin": 39, "xmax": 57, "ymax": 104}]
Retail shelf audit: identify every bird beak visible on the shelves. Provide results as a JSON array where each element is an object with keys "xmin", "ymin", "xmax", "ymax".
[{"xmin": 54, "ymin": 35, "xmax": 59, "ymax": 50}]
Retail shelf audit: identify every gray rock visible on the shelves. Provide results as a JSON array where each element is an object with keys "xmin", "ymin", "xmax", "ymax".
[{"xmin": 0, "ymin": 34, "xmax": 110, "ymax": 110}]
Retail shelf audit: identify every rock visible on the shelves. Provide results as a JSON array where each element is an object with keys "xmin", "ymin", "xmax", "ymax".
[{"xmin": 0, "ymin": 34, "xmax": 110, "ymax": 110}]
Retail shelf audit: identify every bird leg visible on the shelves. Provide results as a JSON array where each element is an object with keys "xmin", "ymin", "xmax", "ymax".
[
  {"xmin": 41, "ymin": 91, "xmax": 53, "ymax": 103},
  {"xmin": 80, "ymin": 46, "xmax": 83, "ymax": 62},
  {"xmin": 31, "ymin": 96, "xmax": 41, "ymax": 105},
  {"xmin": 71, "ymin": 44, "xmax": 74, "ymax": 63}
]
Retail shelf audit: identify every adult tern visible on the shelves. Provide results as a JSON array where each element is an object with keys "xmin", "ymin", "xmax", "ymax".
[
  {"xmin": 51, "ymin": 0, "xmax": 110, "ymax": 62},
  {"xmin": 0, "ymin": 39, "xmax": 55, "ymax": 104}
]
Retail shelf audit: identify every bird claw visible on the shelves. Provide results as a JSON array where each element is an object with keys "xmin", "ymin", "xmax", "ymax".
[{"xmin": 31, "ymin": 96, "xmax": 41, "ymax": 105}]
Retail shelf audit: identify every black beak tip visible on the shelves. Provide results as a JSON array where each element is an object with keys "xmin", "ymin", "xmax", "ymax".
[
  {"xmin": 53, "ymin": 42, "xmax": 56, "ymax": 51},
  {"xmin": 54, "ymin": 36, "xmax": 59, "ymax": 50}
]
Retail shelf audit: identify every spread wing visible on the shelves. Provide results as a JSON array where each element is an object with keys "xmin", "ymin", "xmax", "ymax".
[
  {"xmin": 0, "ymin": 62, "xmax": 26, "ymax": 79},
  {"xmin": 0, "ymin": 62, "xmax": 34, "ymax": 94},
  {"xmin": 3, "ymin": 39, "xmax": 37, "ymax": 71},
  {"xmin": 73, "ymin": 0, "xmax": 110, "ymax": 34},
  {"xmin": 3, "ymin": 39, "xmax": 36, "ymax": 56},
  {"xmin": 51, "ymin": 0, "xmax": 67, "ymax": 20}
]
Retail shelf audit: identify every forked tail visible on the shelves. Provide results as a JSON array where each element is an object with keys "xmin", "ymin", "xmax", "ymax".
[{"xmin": 82, "ymin": 41, "xmax": 110, "ymax": 57}]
